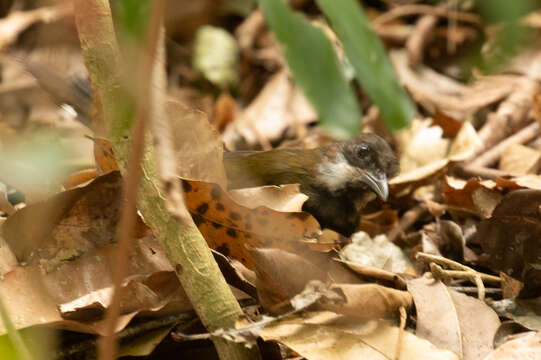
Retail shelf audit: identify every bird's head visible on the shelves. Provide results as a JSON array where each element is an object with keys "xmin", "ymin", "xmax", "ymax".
[{"xmin": 315, "ymin": 134, "xmax": 399, "ymax": 200}]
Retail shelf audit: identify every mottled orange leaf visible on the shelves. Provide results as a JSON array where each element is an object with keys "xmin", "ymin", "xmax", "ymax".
[{"xmin": 182, "ymin": 179, "xmax": 321, "ymax": 268}]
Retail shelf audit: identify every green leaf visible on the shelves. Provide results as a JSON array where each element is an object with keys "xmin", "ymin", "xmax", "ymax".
[
  {"xmin": 258, "ymin": 0, "xmax": 362, "ymax": 139},
  {"xmin": 316, "ymin": 0, "xmax": 415, "ymax": 131}
]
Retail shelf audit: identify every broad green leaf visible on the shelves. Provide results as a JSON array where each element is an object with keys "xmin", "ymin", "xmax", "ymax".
[
  {"xmin": 316, "ymin": 0, "xmax": 415, "ymax": 131},
  {"xmin": 258, "ymin": 0, "xmax": 362, "ymax": 139}
]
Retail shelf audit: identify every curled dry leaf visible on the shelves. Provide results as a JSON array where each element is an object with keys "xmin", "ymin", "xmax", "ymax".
[
  {"xmin": 408, "ymin": 277, "xmax": 501, "ymax": 360},
  {"xmin": 323, "ymin": 283, "xmax": 412, "ymax": 320},
  {"xmin": 390, "ymin": 120, "xmax": 482, "ymax": 191},
  {"xmin": 443, "ymin": 176, "xmax": 501, "ymax": 218},
  {"xmin": 228, "ymin": 184, "xmax": 308, "ymax": 212},
  {"xmin": 260, "ymin": 311, "xmax": 459, "ymax": 360},
  {"xmin": 182, "ymin": 179, "xmax": 321, "ymax": 268},
  {"xmin": 334, "ymin": 258, "xmax": 408, "ymax": 290}
]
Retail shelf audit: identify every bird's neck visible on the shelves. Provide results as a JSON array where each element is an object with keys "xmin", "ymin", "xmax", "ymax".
[{"xmin": 223, "ymin": 148, "xmax": 322, "ymax": 190}]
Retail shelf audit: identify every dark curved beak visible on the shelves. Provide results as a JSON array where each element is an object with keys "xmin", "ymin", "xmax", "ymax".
[{"xmin": 360, "ymin": 171, "xmax": 388, "ymax": 201}]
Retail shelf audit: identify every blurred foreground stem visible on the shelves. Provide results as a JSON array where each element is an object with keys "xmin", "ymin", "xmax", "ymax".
[{"xmin": 72, "ymin": 1, "xmax": 259, "ymax": 359}]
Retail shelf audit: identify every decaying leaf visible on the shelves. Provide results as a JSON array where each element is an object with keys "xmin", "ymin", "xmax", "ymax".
[
  {"xmin": 477, "ymin": 189, "xmax": 541, "ymax": 296},
  {"xmin": 2, "ymin": 172, "xmax": 144, "ymax": 268},
  {"xmin": 0, "ymin": 236, "xmax": 184, "ymax": 335},
  {"xmin": 408, "ymin": 277, "xmax": 501, "ymax": 360},
  {"xmin": 339, "ymin": 231, "xmax": 412, "ymax": 273}
]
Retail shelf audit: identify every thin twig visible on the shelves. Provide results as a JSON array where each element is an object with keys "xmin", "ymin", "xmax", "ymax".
[
  {"xmin": 98, "ymin": 2, "xmax": 166, "ymax": 360},
  {"xmin": 453, "ymin": 164, "xmax": 517, "ymax": 180},
  {"xmin": 387, "ymin": 204, "xmax": 427, "ymax": 243},
  {"xmin": 372, "ymin": 4, "xmax": 481, "ymax": 28},
  {"xmin": 417, "ymin": 252, "xmax": 500, "ymax": 300},
  {"xmin": 406, "ymin": 14, "xmax": 438, "ymax": 66}
]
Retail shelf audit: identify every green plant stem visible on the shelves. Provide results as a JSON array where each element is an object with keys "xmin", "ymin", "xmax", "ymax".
[{"xmin": 72, "ymin": 1, "xmax": 259, "ymax": 359}]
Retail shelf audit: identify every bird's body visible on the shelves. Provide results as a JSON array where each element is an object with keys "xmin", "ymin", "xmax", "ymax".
[{"xmin": 224, "ymin": 134, "xmax": 398, "ymax": 236}]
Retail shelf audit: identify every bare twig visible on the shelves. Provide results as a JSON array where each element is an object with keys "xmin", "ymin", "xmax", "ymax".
[
  {"xmin": 372, "ymin": 4, "xmax": 481, "ymax": 28},
  {"xmin": 468, "ymin": 121, "xmax": 540, "ymax": 168},
  {"xmin": 98, "ymin": 2, "xmax": 166, "ymax": 359},
  {"xmin": 406, "ymin": 14, "xmax": 438, "ymax": 66},
  {"xmin": 477, "ymin": 79, "xmax": 541, "ymax": 152}
]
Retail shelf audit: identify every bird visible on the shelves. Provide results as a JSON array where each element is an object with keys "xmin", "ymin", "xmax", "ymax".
[
  {"xmin": 24, "ymin": 62, "xmax": 399, "ymax": 235},
  {"xmin": 223, "ymin": 134, "xmax": 399, "ymax": 236}
]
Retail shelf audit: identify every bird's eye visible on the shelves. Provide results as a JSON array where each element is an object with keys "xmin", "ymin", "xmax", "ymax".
[{"xmin": 357, "ymin": 144, "xmax": 369, "ymax": 157}]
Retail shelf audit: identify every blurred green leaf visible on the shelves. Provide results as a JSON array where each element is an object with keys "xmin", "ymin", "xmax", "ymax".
[
  {"xmin": 258, "ymin": 0, "xmax": 362, "ymax": 139},
  {"xmin": 193, "ymin": 26, "xmax": 239, "ymax": 90},
  {"xmin": 473, "ymin": 0, "xmax": 534, "ymax": 72},
  {"xmin": 0, "ymin": 132, "xmax": 72, "ymax": 199},
  {"xmin": 316, "ymin": 0, "xmax": 415, "ymax": 131}
]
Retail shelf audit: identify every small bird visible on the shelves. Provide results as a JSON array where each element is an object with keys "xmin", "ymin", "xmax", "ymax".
[
  {"xmin": 224, "ymin": 134, "xmax": 399, "ymax": 236},
  {"xmin": 25, "ymin": 63, "xmax": 399, "ymax": 235}
]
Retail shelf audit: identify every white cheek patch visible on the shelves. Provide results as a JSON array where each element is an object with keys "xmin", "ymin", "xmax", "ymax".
[{"xmin": 316, "ymin": 153, "xmax": 357, "ymax": 193}]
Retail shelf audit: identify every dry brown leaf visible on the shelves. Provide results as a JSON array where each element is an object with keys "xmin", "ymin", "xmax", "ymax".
[
  {"xmin": 260, "ymin": 311, "xmax": 459, "ymax": 360},
  {"xmin": 431, "ymin": 111, "xmax": 463, "ymax": 138},
  {"xmin": 0, "ymin": 236, "xmax": 185, "ymax": 335},
  {"xmin": 323, "ymin": 283, "xmax": 412, "ymax": 319},
  {"xmin": 483, "ymin": 331, "xmax": 541, "ymax": 360},
  {"xmin": 2, "ymin": 172, "xmax": 134, "ymax": 266},
  {"xmin": 443, "ymin": 176, "xmax": 501, "ymax": 217},
  {"xmin": 249, "ymin": 247, "xmax": 328, "ymax": 311},
  {"xmin": 182, "ymin": 179, "xmax": 320, "ymax": 268},
  {"xmin": 407, "ymin": 277, "xmax": 501, "ymax": 360}
]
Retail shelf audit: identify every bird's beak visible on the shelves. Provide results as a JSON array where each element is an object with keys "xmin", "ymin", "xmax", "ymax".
[{"xmin": 359, "ymin": 170, "xmax": 388, "ymax": 201}]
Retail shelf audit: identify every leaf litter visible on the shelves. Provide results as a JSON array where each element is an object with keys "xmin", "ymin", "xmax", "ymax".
[{"xmin": 1, "ymin": 1, "xmax": 541, "ymax": 359}]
